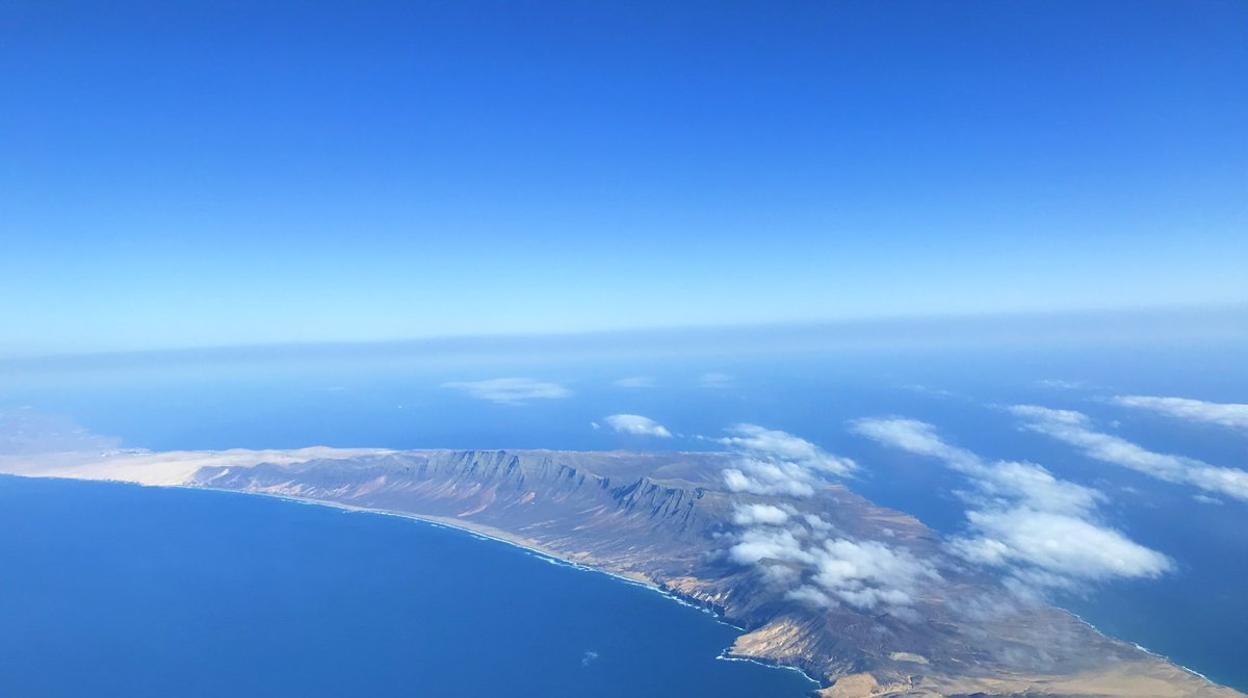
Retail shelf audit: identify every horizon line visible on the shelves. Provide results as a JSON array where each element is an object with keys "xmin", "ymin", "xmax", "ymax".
[{"xmin": 4, "ymin": 302, "xmax": 1245, "ymax": 366}]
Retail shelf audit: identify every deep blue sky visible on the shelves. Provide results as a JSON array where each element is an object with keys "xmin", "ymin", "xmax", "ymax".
[{"xmin": 2, "ymin": 1, "xmax": 1245, "ymax": 355}]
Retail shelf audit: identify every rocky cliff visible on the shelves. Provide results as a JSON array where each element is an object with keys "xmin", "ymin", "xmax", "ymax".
[{"xmin": 186, "ymin": 449, "xmax": 1240, "ymax": 698}]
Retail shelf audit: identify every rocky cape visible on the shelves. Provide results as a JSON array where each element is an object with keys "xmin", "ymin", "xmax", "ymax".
[{"xmin": 1, "ymin": 446, "xmax": 1240, "ymax": 698}]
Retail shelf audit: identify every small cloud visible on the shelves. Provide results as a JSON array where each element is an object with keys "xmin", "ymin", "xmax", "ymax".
[
  {"xmin": 718, "ymin": 424, "xmax": 855, "ymax": 497},
  {"xmin": 728, "ymin": 525, "xmax": 939, "ymax": 614},
  {"xmin": 718, "ymin": 424, "xmax": 926, "ymax": 617},
  {"xmin": 719, "ymin": 424, "xmax": 856, "ymax": 477},
  {"xmin": 589, "ymin": 421, "xmax": 601, "ymax": 430},
  {"xmin": 604, "ymin": 414, "xmax": 672, "ymax": 438},
  {"xmin": 581, "ymin": 650, "xmax": 599, "ymax": 667},
  {"xmin": 1111, "ymin": 395, "xmax": 1248, "ymax": 432},
  {"xmin": 1036, "ymin": 379, "xmax": 1086, "ymax": 390},
  {"xmin": 699, "ymin": 372, "xmax": 734, "ymax": 389},
  {"xmin": 732, "ymin": 503, "xmax": 793, "ymax": 526},
  {"xmin": 806, "ymin": 538, "xmax": 939, "ymax": 611},
  {"xmin": 442, "ymin": 378, "xmax": 572, "ymax": 405},
  {"xmin": 804, "ymin": 514, "xmax": 833, "ymax": 532},
  {"xmin": 949, "ymin": 508, "xmax": 1171, "ymax": 586},
  {"xmin": 612, "ymin": 376, "xmax": 656, "ymax": 389},
  {"xmin": 722, "ymin": 464, "xmax": 817, "ymax": 497},
  {"xmin": 1011, "ymin": 404, "xmax": 1248, "ymax": 503},
  {"xmin": 902, "ymin": 384, "xmax": 959, "ymax": 398},
  {"xmin": 1193, "ymin": 494, "xmax": 1224, "ymax": 506},
  {"xmin": 728, "ymin": 526, "xmax": 813, "ymax": 566},
  {"xmin": 851, "ymin": 417, "xmax": 1099, "ymax": 515},
  {"xmin": 852, "ymin": 416, "xmax": 1171, "ymax": 591}
]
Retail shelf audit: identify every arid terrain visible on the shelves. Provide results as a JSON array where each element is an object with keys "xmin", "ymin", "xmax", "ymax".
[{"xmin": 1, "ymin": 446, "xmax": 1240, "ymax": 698}]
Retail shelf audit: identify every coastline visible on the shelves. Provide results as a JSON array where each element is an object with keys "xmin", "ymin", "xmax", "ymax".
[
  {"xmin": 183, "ymin": 485, "xmax": 659, "ymax": 587},
  {"xmin": 1060, "ymin": 608, "xmax": 1223, "ymax": 687},
  {"xmin": 182, "ymin": 484, "xmax": 827, "ymax": 691},
  {"xmin": 200, "ymin": 486, "xmax": 1237, "ymax": 698},
  {"xmin": 0, "ymin": 470, "xmax": 825, "ymax": 692},
  {"xmin": 1, "ymin": 460, "xmax": 1240, "ymax": 697}
]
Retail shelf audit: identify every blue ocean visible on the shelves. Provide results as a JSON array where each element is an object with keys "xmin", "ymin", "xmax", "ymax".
[
  {"xmin": 0, "ymin": 475, "xmax": 817, "ymax": 697},
  {"xmin": 2, "ymin": 334, "xmax": 1246, "ymax": 693}
]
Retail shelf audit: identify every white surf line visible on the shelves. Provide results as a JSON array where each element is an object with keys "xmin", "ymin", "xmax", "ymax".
[
  {"xmin": 172, "ymin": 483, "xmax": 826, "ymax": 689},
  {"xmin": 1062, "ymin": 608, "xmax": 1222, "ymax": 685}
]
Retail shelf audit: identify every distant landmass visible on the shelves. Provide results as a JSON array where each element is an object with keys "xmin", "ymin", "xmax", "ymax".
[{"xmin": 2, "ymin": 445, "xmax": 1240, "ymax": 698}]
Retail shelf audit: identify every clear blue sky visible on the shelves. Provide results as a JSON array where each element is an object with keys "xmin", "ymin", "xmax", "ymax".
[{"xmin": 2, "ymin": 1, "xmax": 1245, "ymax": 355}]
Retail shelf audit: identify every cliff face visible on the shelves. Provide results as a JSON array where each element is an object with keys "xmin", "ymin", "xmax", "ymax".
[
  {"xmin": 189, "ymin": 450, "xmax": 1240, "ymax": 698},
  {"xmin": 195, "ymin": 450, "xmax": 725, "ymax": 580}
]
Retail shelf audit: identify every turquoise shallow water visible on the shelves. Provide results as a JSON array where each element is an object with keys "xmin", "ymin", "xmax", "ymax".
[{"xmin": 0, "ymin": 475, "xmax": 817, "ymax": 698}]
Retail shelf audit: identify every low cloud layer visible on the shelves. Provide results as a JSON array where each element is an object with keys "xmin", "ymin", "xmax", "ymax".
[
  {"xmin": 1112, "ymin": 395, "xmax": 1248, "ymax": 431},
  {"xmin": 603, "ymin": 414, "xmax": 672, "ymax": 438},
  {"xmin": 698, "ymin": 372, "xmax": 734, "ymax": 389},
  {"xmin": 612, "ymin": 376, "xmax": 655, "ymax": 389},
  {"xmin": 951, "ymin": 508, "xmax": 1171, "ymax": 589},
  {"xmin": 718, "ymin": 426, "xmax": 927, "ymax": 615},
  {"xmin": 727, "ymin": 507, "xmax": 937, "ymax": 614},
  {"xmin": 718, "ymin": 424, "xmax": 856, "ymax": 497},
  {"xmin": 852, "ymin": 418, "xmax": 1171, "ymax": 591},
  {"xmin": 732, "ymin": 503, "xmax": 793, "ymax": 526},
  {"xmin": 1012, "ymin": 405, "xmax": 1248, "ymax": 502},
  {"xmin": 442, "ymin": 378, "xmax": 571, "ymax": 405},
  {"xmin": 852, "ymin": 418, "xmax": 1099, "ymax": 515}
]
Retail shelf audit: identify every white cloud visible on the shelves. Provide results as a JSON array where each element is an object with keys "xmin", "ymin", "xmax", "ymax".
[
  {"xmin": 723, "ymin": 460, "xmax": 818, "ymax": 497},
  {"xmin": 728, "ymin": 522, "xmax": 938, "ymax": 613},
  {"xmin": 949, "ymin": 508, "xmax": 1171, "ymax": 584},
  {"xmin": 729, "ymin": 526, "xmax": 814, "ymax": 566},
  {"xmin": 719, "ymin": 424, "xmax": 856, "ymax": 477},
  {"xmin": 1011, "ymin": 405, "xmax": 1248, "ymax": 502},
  {"xmin": 810, "ymin": 538, "xmax": 938, "ymax": 610},
  {"xmin": 804, "ymin": 513, "xmax": 833, "ymax": 532},
  {"xmin": 732, "ymin": 503, "xmax": 792, "ymax": 526},
  {"xmin": 719, "ymin": 424, "xmax": 930, "ymax": 615},
  {"xmin": 851, "ymin": 417, "xmax": 979, "ymax": 469},
  {"xmin": 1112, "ymin": 395, "xmax": 1248, "ymax": 431},
  {"xmin": 851, "ymin": 418, "xmax": 1099, "ymax": 515},
  {"xmin": 1036, "ymin": 379, "xmax": 1086, "ymax": 390},
  {"xmin": 612, "ymin": 376, "xmax": 656, "ymax": 389},
  {"xmin": 603, "ymin": 414, "xmax": 673, "ymax": 438},
  {"xmin": 786, "ymin": 584, "xmax": 834, "ymax": 607},
  {"xmin": 717, "ymin": 425, "xmax": 855, "ymax": 497},
  {"xmin": 699, "ymin": 372, "xmax": 734, "ymax": 389},
  {"xmin": 442, "ymin": 378, "xmax": 571, "ymax": 405},
  {"xmin": 851, "ymin": 417, "xmax": 1171, "ymax": 590}
]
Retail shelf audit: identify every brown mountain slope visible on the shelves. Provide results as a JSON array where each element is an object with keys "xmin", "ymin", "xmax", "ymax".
[{"xmin": 180, "ymin": 449, "xmax": 1240, "ymax": 698}]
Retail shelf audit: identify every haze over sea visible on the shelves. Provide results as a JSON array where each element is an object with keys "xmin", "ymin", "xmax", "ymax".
[{"xmin": 2, "ymin": 313, "xmax": 1246, "ymax": 694}]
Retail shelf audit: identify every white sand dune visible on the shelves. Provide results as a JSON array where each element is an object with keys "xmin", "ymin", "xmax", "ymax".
[{"xmin": 0, "ymin": 446, "xmax": 392, "ymax": 486}]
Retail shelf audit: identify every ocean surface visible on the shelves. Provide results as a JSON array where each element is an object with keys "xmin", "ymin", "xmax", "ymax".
[
  {"xmin": 0, "ymin": 475, "xmax": 817, "ymax": 698},
  {"xmin": 2, "ymin": 334, "xmax": 1246, "ymax": 692}
]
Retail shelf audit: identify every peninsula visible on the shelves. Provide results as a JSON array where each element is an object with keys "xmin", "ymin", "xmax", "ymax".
[{"xmin": 1, "ymin": 446, "xmax": 1239, "ymax": 698}]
